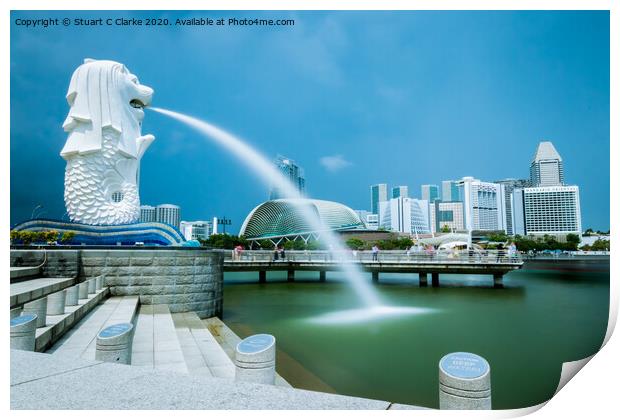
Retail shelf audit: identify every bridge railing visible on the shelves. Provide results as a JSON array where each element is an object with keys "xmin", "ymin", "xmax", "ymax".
[{"xmin": 223, "ymin": 249, "xmax": 522, "ymax": 264}]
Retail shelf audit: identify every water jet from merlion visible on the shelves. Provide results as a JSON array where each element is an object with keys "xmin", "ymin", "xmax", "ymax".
[{"xmin": 150, "ymin": 107, "xmax": 431, "ymax": 321}]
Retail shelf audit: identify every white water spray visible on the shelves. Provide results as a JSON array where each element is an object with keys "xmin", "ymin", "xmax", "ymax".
[{"xmin": 150, "ymin": 107, "xmax": 432, "ymax": 321}]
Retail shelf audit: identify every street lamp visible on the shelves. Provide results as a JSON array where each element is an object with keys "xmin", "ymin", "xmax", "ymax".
[
  {"xmin": 31, "ymin": 204, "xmax": 42, "ymax": 220},
  {"xmin": 218, "ymin": 217, "xmax": 232, "ymax": 235}
]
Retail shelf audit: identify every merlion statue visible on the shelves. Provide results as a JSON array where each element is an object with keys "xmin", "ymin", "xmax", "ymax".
[{"xmin": 60, "ymin": 59, "xmax": 155, "ymax": 225}]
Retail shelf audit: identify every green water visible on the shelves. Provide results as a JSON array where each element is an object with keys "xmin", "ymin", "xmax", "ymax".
[{"xmin": 222, "ymin": 259, "xmax": 609, "ymax": 409}]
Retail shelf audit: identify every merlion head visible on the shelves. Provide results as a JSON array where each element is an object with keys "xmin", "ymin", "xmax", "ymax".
[{"xmin": 60, "ymin": 58, "xmax": 154, "ymax": 159}]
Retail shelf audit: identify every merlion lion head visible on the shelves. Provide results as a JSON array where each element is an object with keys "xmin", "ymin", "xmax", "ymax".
[
  {"xmin": 61, "ymin": 58, "xmax": 154, "ymax": 159},
  {"xmin": 61, "ymin": 59, "xmax": 156, "ymax": 226}
]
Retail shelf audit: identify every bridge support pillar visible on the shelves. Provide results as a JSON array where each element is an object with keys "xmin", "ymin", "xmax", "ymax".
[
  {"xmin": 419, "ymin": 273, "xmax": 428, "ymax": 287},
  {"xmin": 432, "ymin": 273, "xmax": 440, "ymax": 287},
  {"xmin": 287, "ymin": 270, "xmax": 295, "ymax": 282},
  {"xmin": 493, "ymin": 273, "xmax": 503, "ymax": 288},
  {"xmin": 319, "ymin": 271, "xmax": 326, "ymax": 282},
  {"xmin": 372, "ymin": 272, "xmax": 379, "ymax": 283},
  {"xmin": 259, "ymin": 271, "xmax": 266, "ymax": 284}
]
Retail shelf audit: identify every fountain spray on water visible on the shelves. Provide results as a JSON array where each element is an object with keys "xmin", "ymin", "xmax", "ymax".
[{"xmin": 150, "ymin": 107, "xmax": 430, "ymax": 323}]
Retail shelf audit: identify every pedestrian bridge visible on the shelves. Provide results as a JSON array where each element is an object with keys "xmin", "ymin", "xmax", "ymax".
[{"xmin": 223, "ymin": 250, "xmax": 524, "ymax": 288}]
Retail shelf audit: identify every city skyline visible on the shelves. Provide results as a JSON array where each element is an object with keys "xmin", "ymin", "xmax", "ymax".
[{"xmin": 10, "ymin": 11, "xmax": 610, "ymax": 232}]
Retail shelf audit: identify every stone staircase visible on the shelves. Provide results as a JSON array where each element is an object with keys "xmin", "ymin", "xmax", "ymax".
[
  {"xmin": 10, "ymin": 269, "xmax": 112, "ymax": 353},
  {"xmin": 11, "ymin": 266, "xmax": 290, "ymax": 386}
]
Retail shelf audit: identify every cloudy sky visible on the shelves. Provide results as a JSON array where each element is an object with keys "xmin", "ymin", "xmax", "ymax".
[{"xmin": 10, "ymin": 10, "xmax": 609, "ymax": 231}]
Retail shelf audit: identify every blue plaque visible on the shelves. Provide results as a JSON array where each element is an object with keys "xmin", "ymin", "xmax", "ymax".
[
  {"xmin": 99, "ymin": 323, "xmax": 133, "ymax": 338},
  {"xmin": 440, "ymin": 352, "xmax": 489, "ymax": 379},
  {"xmin": 237, "ymin": 334, "xmax": 275, "ymax": 354},
  {"xmin": 11, "ymin": 313, "xmax": 37, "ymax": 327}
]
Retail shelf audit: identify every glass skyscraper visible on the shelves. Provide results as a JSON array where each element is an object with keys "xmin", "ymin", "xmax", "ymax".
[
  {"xmin": 421, "ymin": 184, "xmax": 440, "ymax": 202},
  {"xmin": 391, "ymin": 186, "xmax": 409, "ymax": 199},
  {"xmin": 370, "ymin": 183, "xmax": 388, "ymax": 215},
  {"xmin": 270, "ymin": 155, "xmax": 305, "ymax": 200}
]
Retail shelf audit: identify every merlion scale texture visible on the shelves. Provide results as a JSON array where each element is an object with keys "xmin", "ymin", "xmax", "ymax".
[{"xmin": 61, "ymin": 59, "xmax": 155, "ymax": 225}]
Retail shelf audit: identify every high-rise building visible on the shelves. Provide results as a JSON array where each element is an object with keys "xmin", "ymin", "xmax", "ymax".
[
  {"xmin": 378, "ymin": 197, "xmax": 430, "ymax": 235},
  {"xmin": 512, "ymin": 186, "xmax": 581, "ymax": 238},
  {"xmin": 355, "ymin": 210, "xmax": 379, "ymax": 230},
  {"xmin": 441, "ymin": 180, "xmax": 460, "ymax": 202},
  {"xmin": 156, "ymin": 204, "xmax": 181, "ymax": 229},
  {"xmin": 513, "ymin": 142, "xmax": 581, "ymax": 239},
  {"xmin": 495, "ymin": 179, "xmax": 531, "ymax": 235},
  {"xmin": 456, "ymin": 177, "xmax": 507, "ymax": 232},
  {"xmin": 370, "ymin": 183, "xmax": 388, "ymax": 215},
  {"xmin": 530, "ymin": 141, "xmax": 564, "ymax": 187},
  {"xmin": 180, "ymin": 220, "xmax": 212, "ymax": 241},
  {"xmin": 139, "ymin": 205, "xmax": 156, "ymax": 223},
  {"xmin": 421, "ymin": 184, "xmax": 440, "ymax": 202},
  {"xmin": 391, "ymin": 186, "xmax": 409, "ymax": 199},
  {"xmin": 270, "ymin": 155, "xmax": 305, "ymax": 200},
  {"xmin": 431, "ymin": 201, "xmax": 465, "ymax": 232}
]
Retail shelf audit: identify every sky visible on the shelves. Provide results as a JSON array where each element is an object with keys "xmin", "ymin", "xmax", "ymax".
[{"xmin": 10, "ymin": 10, "xmax": 610, "ymax": 231}]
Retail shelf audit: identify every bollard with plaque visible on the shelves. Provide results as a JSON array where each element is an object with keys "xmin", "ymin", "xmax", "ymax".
[
  {"xmin": 78, "ymin": 281, "xmax": 88, "ymax": 299},
  {"xmin": 96, "ymin": 275, "xmax": 104, "ymax": 291},
  {"xmin": 95, "ymin": 323, "xmax": 134, "ymax": 364},
  {"xmin": 46, "ymin": 289, "xmax": 66, "ymax": 315},
  {"xmin": 87, "ymin": 278, "xmax": 96, "ymax": 294},
  {"xmin": 65, "ymin": 284, "xmax": 79, "ymax": 306},
  {"xmin": 10, "ymin": 307, "xmax": 22, "ymax": 319},
  {"xmin": 234, "ymin": 334, "xmax": 276, "ymax": 385},
  {"xmin": 10, "ymin": 314, "xmax": 38, "ymax": 351},
  {"xmin": 439, "ymin": 352, "xmax": 491, "ymax": 409},
  {"xmin": 22, "ymin": 297, "xmax": 47, "ymax": 328}
]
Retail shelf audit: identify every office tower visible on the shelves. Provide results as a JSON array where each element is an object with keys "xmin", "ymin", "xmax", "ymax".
[
  {"xmin": 421, "ymin": 184, "xmax": 440, "ymax": 202},
  {"xmin": 378, "ymin": 197, "xmax": 430, "ymax": 235},
  {"xmin": 456, "ymin": 177, "xmax": 507, "ymax": 232},
  {"xmin": 530, "ymin": 141, "xmax": 564, "ymax": 187},
  {"xmin": 269, "ymin": 155, "xmax": 305, "ymax": 200},
  {"xmin": 512, "ymin": 186, "xmax": 581, "ymax": 238},
  {"xmin": 442, "ymin": 180, "xmax": 460, "ymax": 202},
  {"xmin": 495, "ymin": 179, "xmax": 531, "ymax": 235},
  {"xmin": 180, "ymin": 220, "xmax": 212, "ymax": 241},
  {"xmin": 432, "ymin": 201, "xmax": 465, "ymax": 232},
  {"xmin": 370, "ymin": 183, "xmax": 388, "ymax": 215},
  {"xmin": 156, "ymin": 204, "xmax": 181, "ymax": 229},
  {"xmin": 139, "ymin": 205, "xmax": 156, "ymax": 223},
  {"xmin": 391, "ymin": 186, "xmax": 409, "ymax": 199}
]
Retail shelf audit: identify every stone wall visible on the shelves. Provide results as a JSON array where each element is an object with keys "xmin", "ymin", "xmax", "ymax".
[
  {"xmin": 10, "ymin": 249, "xmax": 80, "ymax": 278},
  {"xmin": 10, "ymin": 248, "xmax": 224, "ymax": 318}
]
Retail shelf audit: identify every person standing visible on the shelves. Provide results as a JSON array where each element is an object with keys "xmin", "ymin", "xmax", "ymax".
[{"xmin": 372, "ymin": 244, "xmax": 379, "ymax": 261}]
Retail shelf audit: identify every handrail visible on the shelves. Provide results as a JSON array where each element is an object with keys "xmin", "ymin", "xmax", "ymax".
[{"xmin": 222, "ymin": 249, "xmax": 523, "ymax": 264}]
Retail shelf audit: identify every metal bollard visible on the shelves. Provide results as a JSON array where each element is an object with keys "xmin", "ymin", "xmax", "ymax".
[
  {"xmin": 65, "ymin": 285, "xmax": 79, "ymax": 306},
  {"xmin": 96, "ymin": 275, "xmax": 104, "ymax": 291},
  {"xmin": 11, "ymin": 314, "xmax": 38, "ymax": 351},
  {"xmin": 78, "ymin": 281, "xmax": 88, "ymax": 299},
  {"xmin": 23, "ymin": 297, "xmax": 47, "ymax": 328},
  {"xmin": 95, "ymin": 323, "xmax": 134, "ymax": 364},
  {"xmin": 234, "ymin": 334, "xmax": 276, "ymax": 385},
  {"xmin": 439, "ymin": 352, "xmax": 491, "ymax": 409},
  {"xmin": 88, "ymin": 278, "xmax": 96, "ymax": 294},
  {"xmin": 10, "ymin": 307, "xmax": 22, "ymax": 319},
  {"xmin": 46, "ymin": 290, "xmax": 66, "ymax": 315}
]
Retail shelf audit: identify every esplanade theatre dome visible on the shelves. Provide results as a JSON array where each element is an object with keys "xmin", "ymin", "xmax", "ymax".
[{"xmin": 240, "ymin": 199, "xmax": 364, "ymax": 240}]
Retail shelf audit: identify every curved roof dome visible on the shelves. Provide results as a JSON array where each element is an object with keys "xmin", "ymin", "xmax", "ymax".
[{"xmin": 240, "ymin": 199, "xmax": 364, "ymax": 239}]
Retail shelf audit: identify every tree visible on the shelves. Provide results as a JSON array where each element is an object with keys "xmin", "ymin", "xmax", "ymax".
[
  {"xmin": 440, "ymin": 224, "xmax": 451, "ymax": 233},
  {"xmin": 345, "ymin": 238, "xmax": 365, "ymax": 250},
  {"xmin": 60, "ymin": 231, "xmax": 76, "ymax": 244}
]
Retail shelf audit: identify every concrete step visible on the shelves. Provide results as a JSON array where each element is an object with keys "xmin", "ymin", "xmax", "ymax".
[
  {"xmin": 47, "ymin": 295, "xmax": 139, "ymax": 360},
  {"xmin": 130, "ymin": 305, "xmax": 187, "ymax": 374},
  {"xmin": 35, "ymin": 287, "xmax": 110, "ymax": 352},
  {"xmin": 11, "ymin": 277, "xmax": 76, "ymax": 308},
  {"xmin": 10, "ymin": 266, "xmax": 41, "ymax": 283},
  {"xmin": 203, "ymin": 317, "xmax": 291, "ymax": 387},
  {"xmin": 171, "ymin": 311, "xmax": 235, "ymax": 379}
]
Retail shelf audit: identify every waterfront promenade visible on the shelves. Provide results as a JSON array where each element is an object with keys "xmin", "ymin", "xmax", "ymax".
[{"xmin": 223, "ymin": 250, "xmax": 523, "ymax": 287}]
